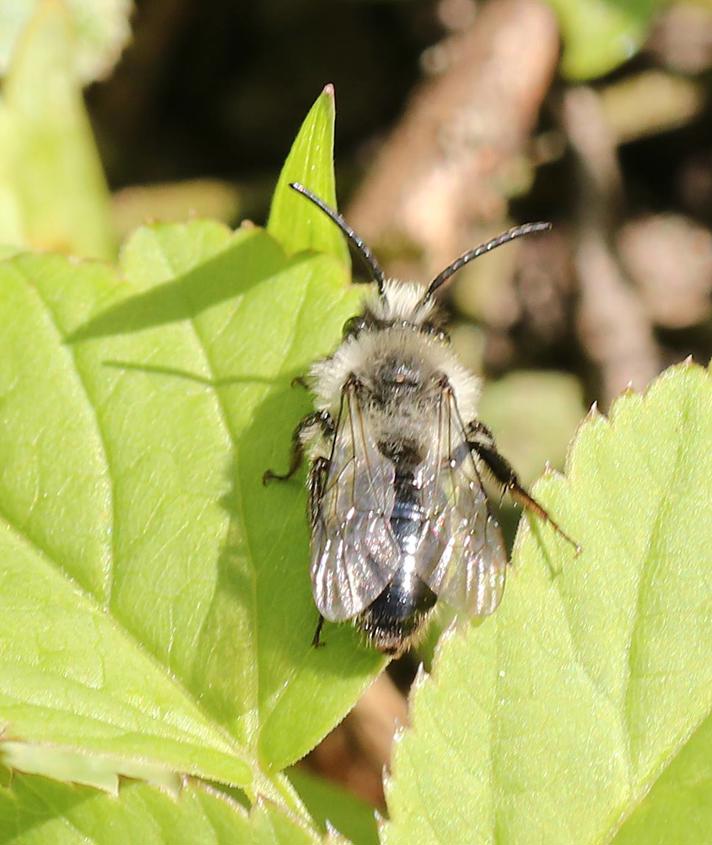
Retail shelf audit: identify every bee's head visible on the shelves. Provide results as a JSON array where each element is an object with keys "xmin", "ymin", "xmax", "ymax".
[
  {"xmin": 288, "ymin": 182, "xmax": 551, "ymax": 333},
  {"xmin": 340, "ymin": 281, "xmax": 448, "ymax": 341}
]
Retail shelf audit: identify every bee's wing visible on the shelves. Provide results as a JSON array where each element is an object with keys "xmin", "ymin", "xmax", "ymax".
[
  {"xmin": 311, "ymin": 381, "xmax": 399, "ymax": 622},
  {"xmin": 415, "ymin": 389, "xmax": 507, "ymax": 616}
]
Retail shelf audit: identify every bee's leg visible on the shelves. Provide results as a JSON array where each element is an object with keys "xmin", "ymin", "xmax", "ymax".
[
  {"xmin": 263, "ymin": 411, "xmax": 334, "ymax": 484},
  {"xmin": 291, "ymin": 375, "xmax": 309, "ymax": 389},
  {"xmin": 308, "ymin": 456, "xmax": 329, "ymax": 526},
  {"xmin": 311, "ymin": 614, "xmax": 326, "ymax": 648},
  {"xmin": 468, "ymin": 422, "xmax": 580, "ymax": 553},
  {"xmin": 307, "ymin": 458, "xmax": 330, "ymax": 648}
]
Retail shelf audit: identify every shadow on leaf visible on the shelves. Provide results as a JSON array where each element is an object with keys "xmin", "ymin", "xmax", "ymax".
[{"xmin": 65, "ymin": 231, "xmax": 314, "ymax": 342}]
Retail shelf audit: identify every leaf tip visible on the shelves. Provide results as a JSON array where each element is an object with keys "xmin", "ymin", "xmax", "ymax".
[{"xmin": 322, "ymin": 82, "xmax": 335, "ymax": 98}]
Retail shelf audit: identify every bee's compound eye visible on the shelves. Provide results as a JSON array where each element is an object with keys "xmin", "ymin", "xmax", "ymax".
[{"xmin": 342, "ymin": 315, "xmax": 367, "ymax": 338}]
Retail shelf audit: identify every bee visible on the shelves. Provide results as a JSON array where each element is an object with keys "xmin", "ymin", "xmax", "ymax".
[{"xmin": 264, "ymin": 182, "xmax": 578, "ymax": 655}]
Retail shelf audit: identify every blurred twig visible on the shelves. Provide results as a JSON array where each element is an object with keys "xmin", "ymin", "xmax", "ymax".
[
  {"xmin": 648, "ymin": 2, "xmax": 712, "ymax": 74},
  {"xmin": 598, "ymin": 70, "xmax": 704, "ymax": 146},
  {"xmin": 618, "ymin": 214, "xmax": 712, "ymax": 330},
  {"xmin": 348, "ymin": 0, "xmax": 559, "ymax": 278},
  {"xmin": 562, "ymin": 87, "xmax": 660, "ymax": 406}
]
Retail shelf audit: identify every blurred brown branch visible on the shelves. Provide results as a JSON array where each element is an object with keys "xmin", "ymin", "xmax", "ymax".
[
  {"xmin": 562, "ymin": 86, "xmax": 660, "ymax": 406},
  {"xmin": 348, "ymin": 0, "xmax": 559, "ymax": 278},
  {"xmin": 618, "ymin": 214, "xmax": 712, "ymax": 330},
  {"xmin": 305, "ymin": 672, "xmax": 408, "ymax": 809}
]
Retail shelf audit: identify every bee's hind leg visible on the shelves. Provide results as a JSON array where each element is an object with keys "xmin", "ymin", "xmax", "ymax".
[
  {"xmin": 262, "ymin": 411, "xmax": 334, "ymax": 484},
  {"xmin": 467, "ymin": 422, "xmax": 580, "ymax": 554}
]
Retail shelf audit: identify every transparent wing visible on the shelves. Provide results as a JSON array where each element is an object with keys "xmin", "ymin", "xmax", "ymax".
[
  {"xmin": 415, "ymin": 388, "xmax": 507, "ymax": 616},
  {"xmin": 311, "ymin": 380, "xmax": 399, "ymax": 622}
]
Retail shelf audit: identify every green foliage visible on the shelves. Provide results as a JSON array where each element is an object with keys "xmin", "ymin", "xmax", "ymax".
[
  {"xmin": 0, "ymin": 88, "xmax": 381, "ymax": 841},
  {"xmin": 545, "ymin": 0, "xmax": 665, "ymax": 80},
  {"xmin": 383, "ymin": 362, "xmax": 712, "ymax": 844},
  {"xmin": 0, "ymin": 0, "xmax": 132, "ymax": 84},
  {"xmin": 0, "ymin": 0, "xmax": 115, "ymax": 258},
  {"xmin": 1, "ymin": 75, "xmax": 710, "ymax": 843},
  {"xmin": 0, "ymin": 774, "xmax": 322, "ymax": 844},
  {"xmin": 614, "ymin": 711, "xmax": 712, "ymax": 844}
]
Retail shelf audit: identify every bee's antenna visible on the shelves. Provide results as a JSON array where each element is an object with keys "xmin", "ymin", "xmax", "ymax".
[
  {"xmin": 289, "ymin": 182, "xmax": 387, "ymax": 295},
  {"xmin": 421, "ymin": 222, "xmax": 552, "ymax": 304}
]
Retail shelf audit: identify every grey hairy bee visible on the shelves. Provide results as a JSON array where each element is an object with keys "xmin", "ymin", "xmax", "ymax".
[{"xmin": 264, "ymin": 182, "xmax": 578, "ymax": 655}]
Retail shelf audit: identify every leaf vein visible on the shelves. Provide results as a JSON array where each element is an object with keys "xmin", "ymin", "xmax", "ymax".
[
  {"xmin": 622, "ymin": 394, "xmax": 692, "ymax": 770},
  {"xmin": 16, "ymin": 265, "xmax": 115, "ymax": 606}
]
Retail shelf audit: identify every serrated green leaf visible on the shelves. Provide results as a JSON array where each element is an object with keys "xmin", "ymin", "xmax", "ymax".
[
  {"xmin": 252, "ymin": 798, "xmax": 323, "ymax": 845},
  {"xmin": 0, "ymin": 742, "xmax": 182, "ymax": 795},
  {"xmin": 0, "ymin": 774, "xmax": 327, "ymax": 845},
  {"xmin": 0, "ymin": 0, "xmax": 132, "ymax": 84},
  {"xmin": 0, "ymin": 218, "xmax": 383, "ymax": 802},
  {"xmin": 267, "ymin": 85, "xmax": 350, "ymax": 268},
  {"xmin": 0, "ymin": 0, "xmax": 115, "ymax": 258},
  {"xmin": 545, "ymin": 0, "xmax": 665, "ymax": 80},
  {"xmin": 383, "ymin": 362, "xmax": 712, "ymax": 844}
]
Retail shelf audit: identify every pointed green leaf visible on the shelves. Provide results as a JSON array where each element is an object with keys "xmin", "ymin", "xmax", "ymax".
[
  {"xmin": 0, "ymin": 0, "xmax": 115, "ymax": 258},
  {"xmin": 383, "ymin": 362, "xmax": 712, "ymax": 844},
  {"xmin": 267, "ymin": 85, "xmax": 350, "ymax": 268},
  {"xmin": 0, "ymin": 218, "xmax": 382, "ymax": 800}
]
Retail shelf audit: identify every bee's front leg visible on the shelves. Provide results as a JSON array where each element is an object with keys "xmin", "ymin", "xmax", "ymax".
[
  {"xmin": 467, "ymin": 421, "xmax": 580, "ymax": 553},
  {"xmin": 262, "ymin": 411, "xmax": 334, "ymax": 484}
]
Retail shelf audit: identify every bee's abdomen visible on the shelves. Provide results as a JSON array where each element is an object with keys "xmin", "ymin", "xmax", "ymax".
[
  {"xmin": 358, "ymin": 573, "xmax": 436, "ymax": 654},
  {"xmin": 356, "ymin": 470, "xmax": 436, "ymax": 654}
]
